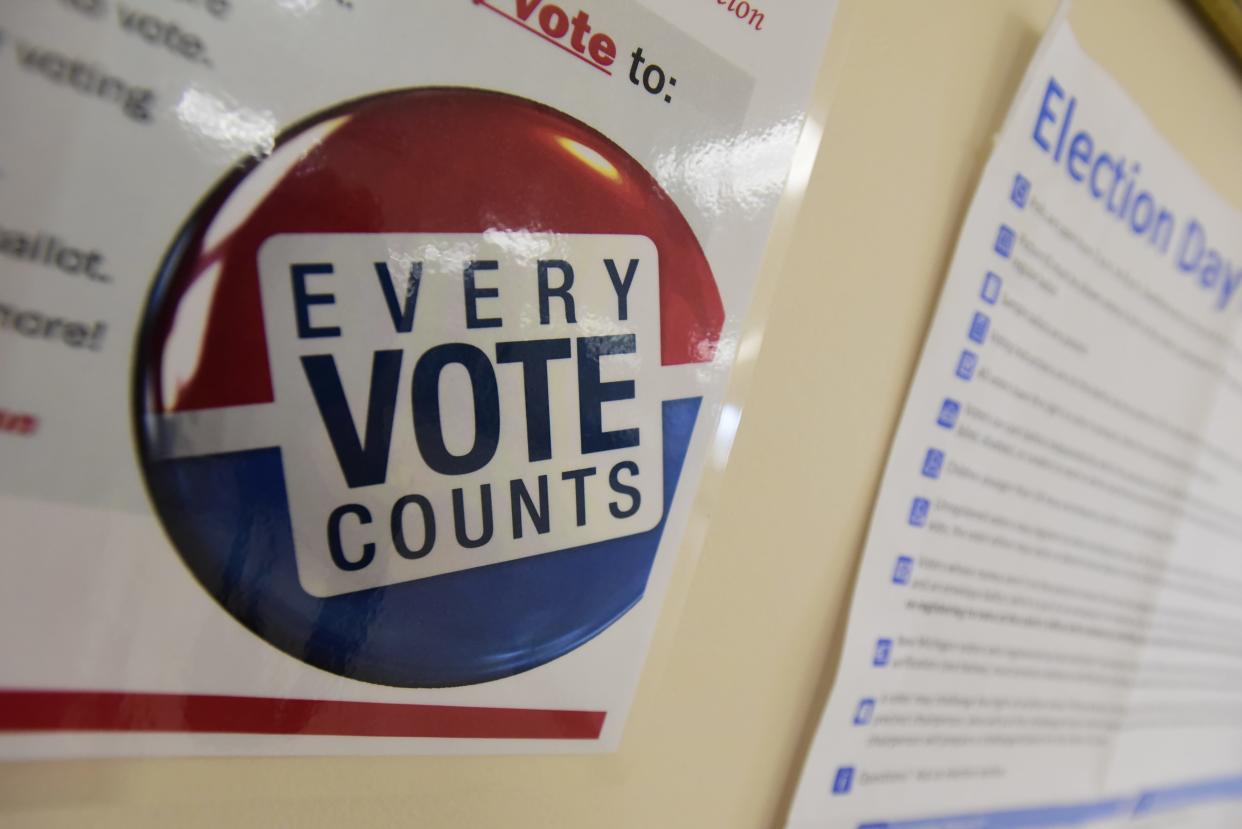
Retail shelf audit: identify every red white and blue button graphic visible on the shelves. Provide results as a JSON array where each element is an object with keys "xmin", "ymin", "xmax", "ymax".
[{"xmin": 134, "ymin": 88, "xmax": 723, "ymax": 687}]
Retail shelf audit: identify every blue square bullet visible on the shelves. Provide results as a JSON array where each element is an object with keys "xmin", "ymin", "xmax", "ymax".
[
  {"xmin": 969, "ymin": 311, "xmax": 990, "ymax": 344},
  {"xmin": 893, "ymin": 555, "xmax": 914, "ymax": 585},
  {"xmin": 833, "ymin": 766, "xmax": 855, "ymax": 795},
  {"xmin": 994, "ymin": 224, "xmax": 1016, "ymax": 258},
  {"xmin": 956, "ymin": 349, "xmax": 978, "ymax": 381},
  {"xmin": 854, "ymin": 698, "xmax": 876, "ymax": 726},
  {"xmin": 922, "ymin": 448, "xmax": 945, "ymax": 479},
  {"xmin": 908, "ymin": 497, "xmax": 930, "ymax": 527},
  {"xmin": 937, "ymin": 398, "xmax": 960, "ymax": 429},
  {"xmin": 1011, "ymin": 173, "xmax": 1030, "ymax": 208},
  {"xmin": 873, "ymin": 638, "xmax": 893, "ymax": 667},
  {"xmin": 981, "ymin": 272, "xmax": 1002, "ymax": 305}
]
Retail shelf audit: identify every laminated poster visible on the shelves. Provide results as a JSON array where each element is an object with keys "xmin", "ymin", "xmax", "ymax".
[
  {"xmin": 787, "ymin": 8, "xmax": 1242, "ymax": 829},
  {"xmin": 0, "ymin": 0, "xmax": 835, "ymax": 757}
]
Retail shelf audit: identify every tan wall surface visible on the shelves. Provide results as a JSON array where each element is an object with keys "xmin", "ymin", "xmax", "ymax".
[{"xmin": 2, "ymin": 1, "xmax": 1239, "ymax": 826}]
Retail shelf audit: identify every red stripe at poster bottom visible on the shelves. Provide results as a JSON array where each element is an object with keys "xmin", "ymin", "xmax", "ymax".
[{"xmin": 0, "ymin": 689, "xmax": 606, "ymax": 740}]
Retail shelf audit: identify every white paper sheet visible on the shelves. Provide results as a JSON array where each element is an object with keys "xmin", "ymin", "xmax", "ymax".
[
  {"xmin": 787, "ymin": 10, "xmax": 1242, "ymax": 829},
  {"xmin": 0, "ymin": 0, "xmax": 835, "ymax": 757}
]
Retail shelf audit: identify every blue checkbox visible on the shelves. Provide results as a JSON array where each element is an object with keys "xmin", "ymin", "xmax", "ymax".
[
  {"xmin": 873, "ymin": 638, "xmax": 893, "ymax": 667},
  {"xmin": 854, "ymin": 698, "xmax": 876, "ymax": 726},
  {"xmin": 922, "ymin": 448, "xmax": 945, "ymax": 479},
  {"xmin": 908, "ymin": 497, "xmax": 930, "ymax": 527},
  {"xmin": 1011, "ymin": 173, "xmax": 1030, "ymax": 208},
  {"xmin": 937, "ymin": 398, "xmax": 960, "ymax": 429},
  {"xmin": 892, "ymin": 555, "xmax": 914, "ymax": 585},
  {"xmin": 833, "ymin": 766, "xmax": 855, "ymax": 795},
  {"xmin": 981, "ymin": 272, "xmax": 1002, "ymax": 305},
  {"xmin": 969, "ymin": 311, "xmax": 990, "ymax": 344},
  {"xmin": 994, "ymin": 224, "xmax": 1016, "ymax": 258},
  {"xmin": 956, "ymin": 349, "xmax": 978, "ymax": 381}
]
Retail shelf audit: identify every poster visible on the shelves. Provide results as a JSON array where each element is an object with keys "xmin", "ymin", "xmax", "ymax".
[
  {"xmin": 0, "ymin": 0, "xmax": 835, "ymax": 756},
  {"xmin": 787, "ymin": 7, "xmax": 1242, "ymax": 828}
]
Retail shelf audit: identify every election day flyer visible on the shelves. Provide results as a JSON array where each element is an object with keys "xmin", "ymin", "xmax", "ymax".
[
  {"xmin": 0, "ymin": 0, "xmax": 835, "ymax": 756},
  {"xmin": 787, "ymin": 8, "xmax": 1242, "ymax": 829}
]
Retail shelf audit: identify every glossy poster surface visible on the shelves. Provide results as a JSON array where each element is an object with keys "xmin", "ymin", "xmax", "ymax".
[{"xmin": 0, "ymin": 0, "xmax": 834, "ymax": 755}]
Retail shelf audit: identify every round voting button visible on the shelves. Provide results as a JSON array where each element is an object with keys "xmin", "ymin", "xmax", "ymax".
[{"xmin": 134, "ymin": 88, "xmax": 721, "ymax": 687}]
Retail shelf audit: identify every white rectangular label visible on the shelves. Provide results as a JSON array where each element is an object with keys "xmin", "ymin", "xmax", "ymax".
[{"xmin": 257, "ymin": 232, "xmax": 663, "ymax": 598}]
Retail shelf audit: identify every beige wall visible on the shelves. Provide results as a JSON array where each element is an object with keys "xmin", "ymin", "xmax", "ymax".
[{"xmin": 2, "ymin": 2, "xmax": 1240, "ymax": 826}]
